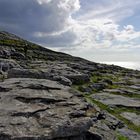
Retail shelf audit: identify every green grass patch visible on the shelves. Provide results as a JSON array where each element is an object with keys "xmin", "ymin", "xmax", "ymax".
[
  {"xmin": 107, "ymin": 84, "xmax": 121, "ymax": 89},
  {"xmin": 0, "ymin": 39, "xmax": 25, "ymax": 47},
  {"xmin": 109, "ymin": 92, "xmax": 140, "ymax": 99},
  {"xmin": 117, "ymin": 134, "xmax": 129, "ymax": 140},
  {"xmin": 113, "ymin": 106, "xmax": 140, "ymax": 115},
  {"xmin": 83, "ymin": 95, "xmax": 140, "ymax": 134},
  {"xmin": 91, "ymin": 72, "xmax": 120, "ymax": 83},
  {"xmin": 117, "ymin": 115, "xmax": 140, "ymax": 134}
]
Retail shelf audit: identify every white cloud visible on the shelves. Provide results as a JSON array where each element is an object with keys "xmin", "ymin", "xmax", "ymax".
[
  {"xmin": 34, "ymin": 0, "xmax": 140, "ymax": 62},
  {"xmin": 115, "ymin": 25, "xmax": 140, "ymax": 42},
  {"xmin": 34, "ymin": 0, "xmax": 140, "ymax": 51},
  {"xmin": 34, "ymin": 0, "xmax": 81, "ymax": 44},
  {"xmin": 78, "ymin": 0, "xmax": 140, "ymax": 22},
  {"xmin": 37, "ymin": 0, "xmax": 52, "ymax": 5},
  {"xmin": 124, "ymin": 25, "xmax": 134, "ymax": 32}
]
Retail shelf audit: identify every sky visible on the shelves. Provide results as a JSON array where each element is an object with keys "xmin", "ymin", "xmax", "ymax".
[{"xmin": 0, "ymin": 0, "xmax": 140, "ymax": 62}]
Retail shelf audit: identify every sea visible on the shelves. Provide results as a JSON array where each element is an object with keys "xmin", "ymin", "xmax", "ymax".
[{"xmin": 101, "ymin": 62, "xmax": 140, "ymax": 71}]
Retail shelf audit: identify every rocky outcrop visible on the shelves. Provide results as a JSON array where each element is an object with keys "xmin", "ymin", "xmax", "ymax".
[
  {"xmin": 0, "ymin": 78, "xmax": 98, "ymax": 140},
  {"xmin": 7, "ymin": 62, "xmax": 90, "ymax": 85},
  {"xmin": 0, "ymin": 59, "xmax": 21, "ymax": 72},
  {"xmin": 118, "ymin": 128, "xmax": 140, "ymax": 140},
  {"xmin": 0, "ymin": 31, "xmax": 140, "ymax": 140},
  {"xmin": 121, "ymin": 112, "xmax": 140, "ymax": 126},
  {"xmin": 92, "ymin": 92, "xmax": 140, "ymax": 108}
]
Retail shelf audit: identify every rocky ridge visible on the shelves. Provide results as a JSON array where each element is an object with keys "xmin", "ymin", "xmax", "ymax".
[{"xmin": 0, "ymin": 31, "xmax": 140, "ymax": 140}]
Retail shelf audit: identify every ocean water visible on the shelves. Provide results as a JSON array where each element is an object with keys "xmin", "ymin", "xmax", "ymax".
[{"xmin": 101, "ymin": 62, "xmax": 140, "ymax": 71}]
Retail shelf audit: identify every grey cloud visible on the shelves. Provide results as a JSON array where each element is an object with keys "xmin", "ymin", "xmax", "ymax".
[
  {"xmin": 0, "ymin": 0, "xmax": 79, "ymax": 46},
  {"xmin": 34, "ymin": 30, "xmax": 77, "ymax": 47}
]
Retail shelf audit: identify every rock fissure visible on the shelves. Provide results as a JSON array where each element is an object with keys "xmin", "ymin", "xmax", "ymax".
[
  {"xmin": 11, "ymin": 108, "xmax": 48, "ymax": 118},
  {"xmin": 15, "ymin": 97, "xmax": 65, "ymax": 104}
]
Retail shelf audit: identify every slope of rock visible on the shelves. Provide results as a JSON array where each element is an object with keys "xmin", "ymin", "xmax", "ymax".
[{"xmin": 0, "ymin": 31, "xmax": 140, "ymax": 140}]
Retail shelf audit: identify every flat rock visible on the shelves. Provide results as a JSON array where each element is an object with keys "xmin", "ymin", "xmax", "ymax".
[
  {"xmin": 92, "ymin": 93, "xmax": 140, "ymax": 108},
  {"xmin": 118, "ymin": 128, "xmax": 140, "ymax": 140},
  {"xmin": 121, "ymin": 112, "xmax": 140, "ymax": 126},
  {"xmin": 0, "ymin": 78, "xmax": 95, "ymax": 140},
  {"xmin": 0, "ymin": 59, "xmax": 21, "ymax": 72},
  {"xmin": 103, "ymin": 88, "xmax": 140, "ymax": 95},
  {"xmin": 129, "ymin": 85, "xmax": 140, "ymax": 90}
]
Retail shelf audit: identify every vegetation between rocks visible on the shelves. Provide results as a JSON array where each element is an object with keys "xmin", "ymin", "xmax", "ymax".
[{"xmin": 84, "ymin": 95, "xmax": 140, "ymax": 134}]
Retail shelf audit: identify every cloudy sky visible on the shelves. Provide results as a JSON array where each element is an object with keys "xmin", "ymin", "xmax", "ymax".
[{"xmin": 0, "ymin": 0, "xmax": 140, "ymax": 62}]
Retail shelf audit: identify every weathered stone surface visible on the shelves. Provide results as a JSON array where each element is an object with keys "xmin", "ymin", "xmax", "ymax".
[
  {"xmin": 102, "ymin": 79, "xmax": 113, "ymax": 85},
  {"xmin": 118, "ymin": 128, "xmax": 140, "ymax": 140},
  {"xmin": 103, "ymin": 88, "xmax": 140, "ymax": 95},
  {"xmin": 11, "ymin": 51, "xmax": 26, "ymax": 59},
  {"xmin": 8, "ymin": 64, "xmax": 89, "ymax": 85},
  {"xmin": 47, "ymin": 63, "xmax": 90, "ymax": 84},
  {"xmin": 52, "ymin": 76, "xmax": 72, "ymax": 86},
  {"xmin": 90, "ymin": 83, "xmax": 107, "ymax": 91},
  {"xmin": 0, "ymin": 31, "xmax": 140, "ymax": 140},
  {"xmin": 92, "ymin": 93, "xmax": 140, "ymax": 108},
  {"xmin": 0, "ymin": 49, "xmax": 11, "ymax": 58},
  {"xmin": 129, "ymin": 85, "xmax": 140, "ymax": 90},
  {"xmin": 121, "ymin": 112, "xmax": 140, "ymax": 126},
  {"xmin": 0, "ymin": 46, "xmax": 25, "ymax": 60},
  {"xmin": 89, "ymin": 121, "xmax": 116, "ymax": 140},
  {"xmin": 89, "ymin": 112, "xmax": 124, "ymax": 140},
  {"xmin": 7, "ymin": 68, "xmax": 49, "ymax": 79},
  {"xmin": 0, "ymin": 59, "xmax": 21, "ymax": 72},
  {"xmin": 0, "ymin": 78, "xmax": 96, "ymax": 140}
]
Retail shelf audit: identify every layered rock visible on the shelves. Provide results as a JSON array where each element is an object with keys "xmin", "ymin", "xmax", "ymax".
[
  {"xmin": 0, "ymin": 78, "xmax": 97, "ymax": 140},
  {"xmin": 0, "ymin": 31, "xmax": 140, "ymax": 140}
]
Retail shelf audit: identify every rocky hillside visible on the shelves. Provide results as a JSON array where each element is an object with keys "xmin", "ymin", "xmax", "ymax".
[{"xmin": 0, "ymin": 31, "xmax": 140, "ymax": 140}]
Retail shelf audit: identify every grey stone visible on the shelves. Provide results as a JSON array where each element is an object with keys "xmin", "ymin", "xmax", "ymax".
[
  {"xmin": 0, "ymin": 78, "xmax": 95, "ymax": 140},
  {"xmin": 11, "ymin": 51, "xmax": 26, "ymax": 59},
  {"xmin": 102, "ymin": 79, "xmax": 113, "ymax": 85},
  {"xmin": 121, "ymin": 112, "xmax": 140, "ymax": 126},
  {"xmin": 1, "ymin": 31, "xmax": 140, "ymax": 140},
  {"xmin": 118, "ymin": 128, "xmax": 140, "ymax": 140},
  {"xmin": 7, "ymin": 68, "xmax": 50, "ymax": 79},
  {"xmin": 129, "ymin": 85, "xmax": 140, "ymax": 90},
  {"xmin": 0, "ymin": 59, "xmax": 21, "ymax": 72},
  {"xmin": 90, "ymin": 83, "xmax": 108, "ymax": 91},
  {"xmin": 92, "ymin": 93, "xmax": 140, "ymax": 108},
  {"xmin": 52, "ymin": 76, "xmax": 72, "ymax": 86},
  {"xmin": 103, "ymin": 88, "xmax": 140, "ymax": 95},
  {"xmin": 89, "ymin": 121, "xmax": 117, "ymax": 140}
]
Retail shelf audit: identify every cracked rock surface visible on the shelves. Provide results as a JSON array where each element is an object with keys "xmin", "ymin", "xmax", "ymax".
[
  {"xmin": 0, "ymin": 78, "xmax": 94, "ymax": 140},
  {"xmin": 0, "ymin": 31, "xmax": 140, "ymax": 140}
]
